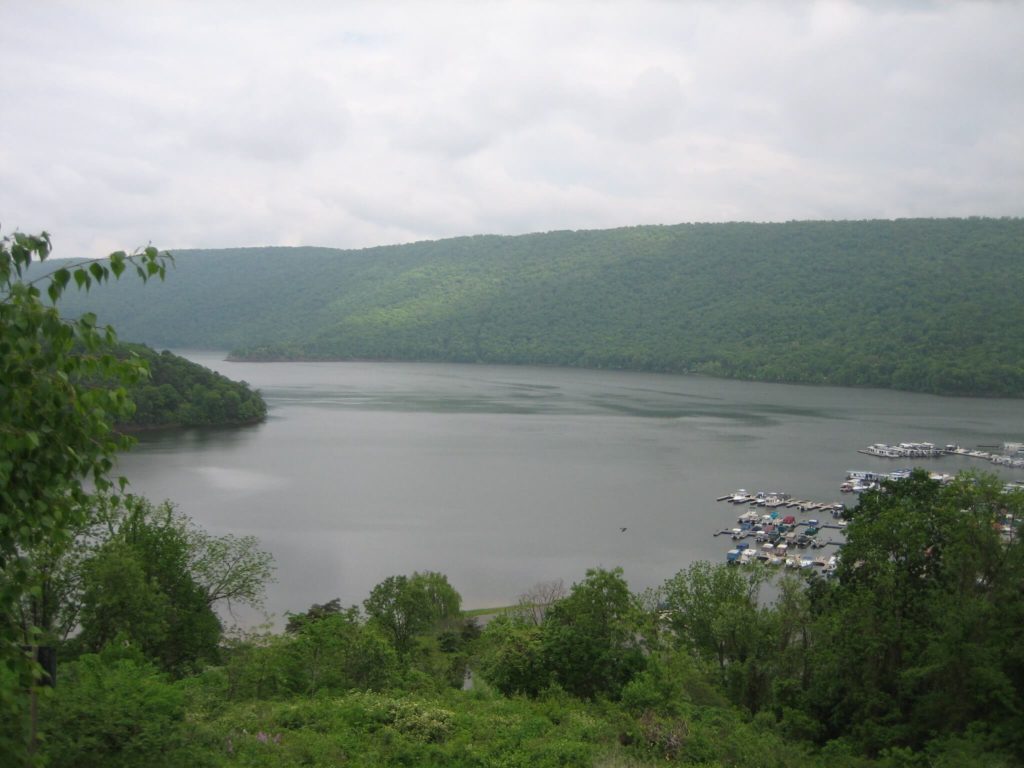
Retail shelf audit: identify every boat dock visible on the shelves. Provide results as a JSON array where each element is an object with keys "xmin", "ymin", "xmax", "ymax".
[
  {"xmin": 717, "ymin": 492, "xmax": 844, "ymax": 515},
  {"xmin": 859, "ymin": 440, "xmax": 1024, "ymax": 469},
  {"xmin": 714, "ymin": 487, "xmax": 848, "ymax": 572}
]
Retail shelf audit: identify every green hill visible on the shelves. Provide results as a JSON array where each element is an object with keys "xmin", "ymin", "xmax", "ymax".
[
  {"xmin": 120, "ymin": 345, "xmax": 267, "ymax": 429},
  {"xmin": 56, "ymin": 218, "xmax": 1024, "ymax": 396}
]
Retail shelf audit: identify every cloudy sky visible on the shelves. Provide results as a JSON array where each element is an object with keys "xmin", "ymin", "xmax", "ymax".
[{"xmin": 1, "ymin": 1, "xmax": 1021, "ymax": 258}]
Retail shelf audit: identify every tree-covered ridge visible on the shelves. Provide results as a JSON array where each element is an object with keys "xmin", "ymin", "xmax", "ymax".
[
  {"xmin": 55, "ymin": 218, "xmax": 1024, "ymax": 397},
  {"xmin": 120, "ymin": 345, "xmax": 267, "ymax": 429}
]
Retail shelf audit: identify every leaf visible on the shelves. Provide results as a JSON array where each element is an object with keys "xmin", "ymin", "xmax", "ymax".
[{"xmin": 110, "ymin": 251, "xmax": 126, "ymax": 278}]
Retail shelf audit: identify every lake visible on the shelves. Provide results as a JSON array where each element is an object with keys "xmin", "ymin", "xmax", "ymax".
[{"xmin": 115, "ymin": 353, "xmax": 1024, "ymax": 622}]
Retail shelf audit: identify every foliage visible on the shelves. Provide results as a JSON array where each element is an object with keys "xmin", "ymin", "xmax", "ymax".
[
  {"xmin": 363, "ymin": 571, "xmax": 461, "ymax": 653},
  {"xmin": 15, "ymin": 494, "xmax": 271, "ymax": 680},
  {"xmin": 38, "ymin": 651, "xmax": 200, "ymax": 768},
  {"xmin": 180, "ymin": 688, "xmax": 621, "ymax": 767},
  {"xmin": 478, "ymin": 614, "xmax": 550, "ymax": 697},
  {"xmin": 72, "ymin": 503, "xmax": 220, "ymax": 672},
  {"xmin": 284, "ymin": 597, "xmax": 345, "ymax": 633},
  {"xmin": 180, "ymin": 505, "xmax": 275, "ymax": 614},
  {"xmin": 16, "ymin": 520, "xmax": 1024, "ymax": 766},
  {"xmin": 807, "ymin": 470, "xmax": 1024, "ymax": 757},
  {"xmin": 55, "ymin": 218, "xmax": 1024, "ymax": 397},
  {"xmin": 0, "ymin": 229, "xmax": 168, "ymax": 761},
  {"xmin": 480, "ymin": 569, "xmax": 654, "ymax": 701},
  {"xmin": 121, "ymin": 345, "xmax": 267, "ymax": 429},
  {"xmin": 659, "ymin": 560, "xmax": 766, "ymax": 670},
  {"xmin": 658, "ymin": 560, "xmax": 784, "ymax": 711},
  {"xmin": 539, "ymin": 567, "xmax": 645, "ymax": 700},
  {"xmin": 288, "ymin": 612, "xmax": 399, "ymax": 695}
]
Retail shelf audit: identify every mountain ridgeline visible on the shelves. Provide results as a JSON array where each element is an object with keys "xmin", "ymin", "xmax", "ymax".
[{"xmin": 58, "ymin": 218, "xmax": 1024, "ymax": 397}]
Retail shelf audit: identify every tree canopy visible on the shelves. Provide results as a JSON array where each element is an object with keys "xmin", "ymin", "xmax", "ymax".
[
  {"xmin": 119, "ymin": 345, "xmax": 266, "ymax": 429},
  {"xmin": 0, "ymin": 231, "xmax": 168, "ymax": 759},
  {"xmin": 807, "ymin": 471, "xmax": 1024, "ymax": 755},
  {"xmin": 363, "ymin": 571, "xmax": 462, "ymax": 653}
]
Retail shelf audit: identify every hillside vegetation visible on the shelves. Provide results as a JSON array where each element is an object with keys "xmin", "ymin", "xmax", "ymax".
[
  {"xmin": 57, "ymin": 218, "xmax": 1024, "ymax": 397},
  {"xmin": 119, "ymin": 345, "xmax": 267, "ymax": 430}
]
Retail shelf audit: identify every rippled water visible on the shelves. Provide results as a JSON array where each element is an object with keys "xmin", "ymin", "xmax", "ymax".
[{"xmin": 115, "ymin": 353, "xmax": 1024, "ymax": 622}]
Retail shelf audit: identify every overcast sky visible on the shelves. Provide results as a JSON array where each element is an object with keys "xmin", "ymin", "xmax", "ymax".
[{"xmin": 1, "ymin": 1, "xmax": 1021, "ymax": 258}]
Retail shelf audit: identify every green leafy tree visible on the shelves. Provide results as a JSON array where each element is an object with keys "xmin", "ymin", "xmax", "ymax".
[
  {"xmin": 658, "ymin": 560, "xmax": 775, "ymax": 710},
  {"xmin": 75, "ymin": 542, "xmax": 173, "ymax": 661},
  {"xmin": 286, "ymin": 611, "xmax": 399, "ymax": 695},
  {"xmin": 541, "ymin": 567, "xmax": 645, "ymax": 699},
  {"xmin": 68, "ymin": 496, "xmax": 273, "ymax": 673},
  {"xmin": 0, "ymin": 230, "xmax": 168, "ymax": 759},
  {"xmin": 478, "ymin": 614, "xmax": 550, "ymax": 697},
  {"xmin": 75, "ymin": 503, "xmax": 221, "ymax": 673},
  {"xmin": 808, "ymin": 471, "xmax": 1024, "ymax": 757},
  {"xmin": 285, "ymin": 597, "xmax": 345, "ymax": 634},
  {"xmin": 412, "ymin": 570, "xmax": 462, "ymax": 627},
  {"xmin": 364, "ymin": 575, "xmax": 434, "ymax": 653},
  {"xmin": 363, "ymin": 572, "xmax": 461, "ymax": 653}
]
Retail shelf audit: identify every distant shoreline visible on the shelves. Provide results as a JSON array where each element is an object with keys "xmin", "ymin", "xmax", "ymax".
[{"xmin": 222, "ymin": 352, "xmax": 1020, "ymax": 401}]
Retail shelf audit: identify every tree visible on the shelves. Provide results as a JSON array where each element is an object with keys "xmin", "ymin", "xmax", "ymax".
[
  {"xmin": 514, "ymin": 579, "xmax": 566, "ymax": 626},
  {"xmin": 411, "ymin": 570, "xmax": 462, "ymax": 627},
  {"xmin": 73, "ymin": 499, "xmax": 224, "ymax": 672},
  {"xmin": 285, "ymin": 610, "xmax": 398, "ymax": 695},
  {"xmin": 63, "ymin": 496, "xmax": 273, "ymax": 673},
  {"xmin": 478, "ymin": 614, "xmax": 550, "ymax": 697},
  {"xmin": 285, "ymin": 598, "xmax": 345, "ymax": 634},
  {"xmin": 0, "ymin": 230, "xmax": 168, "ymax": 759},
  {"xmin": 659, "ymin": 560, "xmax": 767, "ymax": 674},
  {"xmin": 541, "ymin": 567, "xmax": 645, "ymax": 699},
  {"xmin": 75, "ymin": 542, "xmax": 173, "ymax": 662},
  {"xmin": 363, "ymin": 572, "xmax": 461, "ymax": 653},
  {"xmin": 182, "ymin": 515, "xmax": 275, "ymax": 614},
  {"xmin": 807, "ymin": 471, "xmax": 1024, "ymax": 757}
]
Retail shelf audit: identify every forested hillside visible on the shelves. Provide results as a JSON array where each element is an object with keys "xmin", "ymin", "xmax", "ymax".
[
  {"xmin": 56, "ymin": 218, "xmax": 1024, "ymax": 397},
  {"xmin": 119, "ymin": 345, "xmax": 267, "ymax": 429}
]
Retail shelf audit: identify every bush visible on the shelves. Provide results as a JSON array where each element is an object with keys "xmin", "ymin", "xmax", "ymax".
[{"xmin": 39, "ymin": 652, "xmax": 203, "ymax": 768}]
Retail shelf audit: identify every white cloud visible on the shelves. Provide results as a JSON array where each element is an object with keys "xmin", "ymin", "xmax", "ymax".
[{"xmin": 0, "ymin": 0, "xmax": 1020, "ymax": 258}]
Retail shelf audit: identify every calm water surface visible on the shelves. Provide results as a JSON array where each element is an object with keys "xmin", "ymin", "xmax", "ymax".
[{"xmin": 115, "ymin": 353, "xmax": 1024, "ymax": 622}]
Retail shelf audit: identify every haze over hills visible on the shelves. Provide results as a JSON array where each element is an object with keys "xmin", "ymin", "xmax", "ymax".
[{"xmin": 56, "ymin": 218, "xmax": 1024, "ymax": 397}]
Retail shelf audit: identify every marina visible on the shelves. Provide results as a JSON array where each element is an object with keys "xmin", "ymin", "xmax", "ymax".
[
  {"xmin": 711, "ymin": 437, "xmax": 1024, "ymax": 571},
  {"xmin": 713, "ymin": 485, "xmax": 847, "ymax": 571},
  {"xmin": 859, "ymin": 441, "xmax": 1024, "ymax": 468}
]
